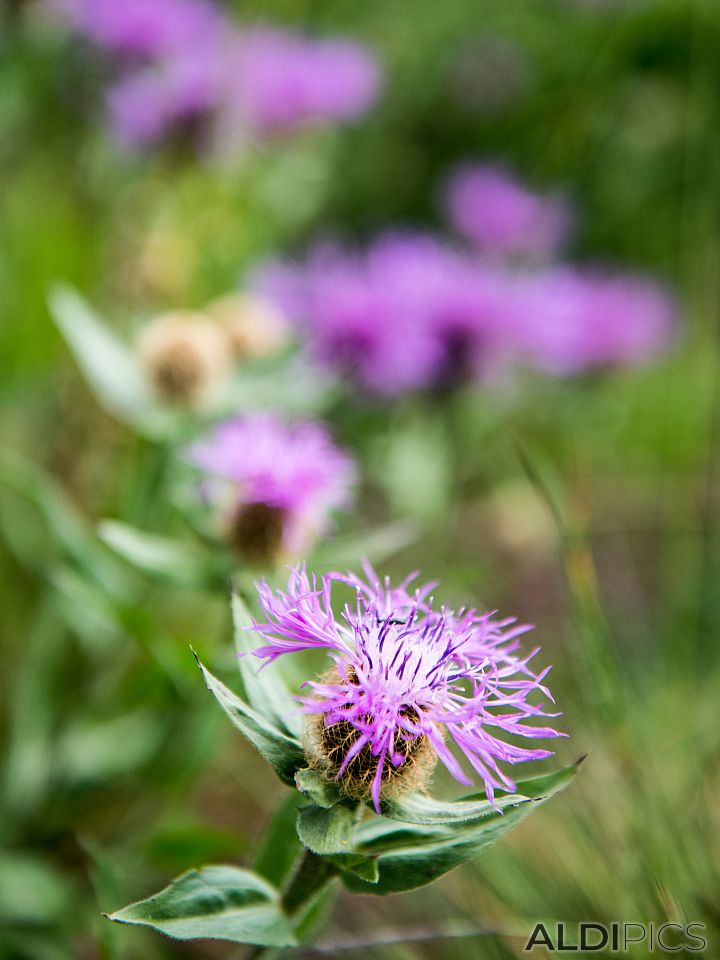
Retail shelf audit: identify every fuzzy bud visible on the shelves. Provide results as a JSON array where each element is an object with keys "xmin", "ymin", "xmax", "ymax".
[{"xmin": 136, "ymin": 311, "xmax": 232, "ymax": 406}]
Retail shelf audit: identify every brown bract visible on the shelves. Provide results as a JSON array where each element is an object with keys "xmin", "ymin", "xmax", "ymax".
[{"xmin": 304, "ymin": 668, "xmax": 437, "ymax": 804}]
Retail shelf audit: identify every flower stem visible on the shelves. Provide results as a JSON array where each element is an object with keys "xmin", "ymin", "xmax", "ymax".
[
  {"xmin": 241, "ymin": 851, "xmax": 338, "ymax": 960},
  {"xmin": 281, "ymin": 849, "xmax": 338, "ymax": 917}
]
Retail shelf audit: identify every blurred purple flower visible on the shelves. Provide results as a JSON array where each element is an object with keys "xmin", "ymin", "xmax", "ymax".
[
  {"xmin": 223, "ymin": 28, "xmax": 382, "ymax": 135},
  {"xmin": 189, "ymin": 413, "xmax": 355, "ymax": 560},
  {"xmin": 512, "ymin": 267, "xmax": 676, "ymax": 374},
  {"xmin": 51, "ymin": 0, "xmax": 382, "ymax": 148},
  {"xmin": 49, "ymin": 0, "xmax": 222, "ymax": 58},
  {"xmin": 107, "ymin": 47, "xmax": 221, "ymax": 146},
  {"xmin": 251, "ymin": 563, "xmax": 563, "ymax": 811},
  {"xmin": 444, "ymin": 164, "xmax": 573, "ymax": 261},
  {"xmin": 255, "ymin": 232, "xmax": 519, "ymax": 394}
]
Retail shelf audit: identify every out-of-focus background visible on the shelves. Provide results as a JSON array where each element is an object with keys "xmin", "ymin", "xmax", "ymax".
[{"xmin": 1, "ymin": 0, "xmax": 718, "ymax": 957}]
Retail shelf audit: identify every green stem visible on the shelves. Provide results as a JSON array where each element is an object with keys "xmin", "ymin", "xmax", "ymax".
[
  {"xmin": 281, "ymin": 849, "xmax": 338, "ymax": 917},
  {"xmin": 242, "ymin": 852, "xmax": 338, "ymax": 960}
]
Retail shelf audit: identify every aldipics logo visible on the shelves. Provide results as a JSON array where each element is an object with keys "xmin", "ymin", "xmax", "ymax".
[{"xmin": 525, "ymin": 922, "xmax": 707, "ymax": 953}]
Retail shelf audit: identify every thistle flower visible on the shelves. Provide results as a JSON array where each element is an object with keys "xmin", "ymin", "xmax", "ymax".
[
  {"xmin": 444, "ymin": 164, "xmax": 573, "ymax": 261},
  {"xmin": 48, "ymin": 0, "xmax": 222, "ymax": 58},
  {"xmin": 251, "ymin": 565, "xmax": 563, "ymax": 811},
  {"xmin": 189, "ymin": 414, "xmax": 355, "ymax": 564},
  {"xmin": 222, "ymin": 28, "xmax": 382, "ymax": 136},
  {"xmin": 254, "ymin": 232, "xmax": 518, "ymax": 394},
  {"xmin": 52, "ymin": 0, "xmax": 382, "ymax": 150},
  {"xmin": 135, "ymin": 311, "xmax": 232, "ymax": 406},
  {"xmin": 512, "ymin": 266, "xmax": 675, "ymax": 374}
]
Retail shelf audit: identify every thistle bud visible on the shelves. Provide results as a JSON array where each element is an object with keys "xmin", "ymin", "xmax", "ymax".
[
  {"xmin": 136, "ymin": 311, "xmax": 232, "ymax": 406},
  {"xmin": 206, "ymin": 293, "xmax": 290, "ymax": 361}
]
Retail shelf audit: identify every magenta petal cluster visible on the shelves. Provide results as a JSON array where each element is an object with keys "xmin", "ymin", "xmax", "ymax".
[
  {"xmin": 512, "ymin": 267, "xmax": 675, "ymax": 374},
  {"xmin": 189, "ymin": 413, "xmax": 355, "ymax": 555},
  {"xmin": 256, "ymin": 220, "xmax": 677, "ymax": 394},
  {"xmin": 51, "ymin": 0, "xmax": 382, "ymax": 149},
  {"xmin": 254, "ymin": 232, "xmax": 517, "ymax": 394},
  {"xmin": 444, "ymin": 164, "xmax": 573, "ymax": 261},
  {"xmin": 48, "ymin": 0, "xmax": 222, "ymax": 58},
  {"xmin": 251, "ymin": 564, "xmax": 564, "ymax": 811},
  {"xmin": 223, "ymin": 29, "xmax": 381, "ymax": 135}
]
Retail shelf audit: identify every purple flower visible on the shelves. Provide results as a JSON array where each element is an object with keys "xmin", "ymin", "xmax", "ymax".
[
  {"xmin": 511, "ymin": 266, "xmax": 676, "ymax": 374},
  {"xmin": 222, "ymin": 28, "xmax": 382, "ymax": 135},
  {"xmin": 189, "ymin": 413, "xmax": 355, "ymax": 563},
  {"xmin": 254, "ymin": 232, "xmax": 519, "ymax": 394},
  {"xmin": 444, "ymin": 164, "xmax": 573, "ymax": 261},
  {"xmin": 49, "ymin": 0, "xmax": 222, "ymax": 58},
  {"xmin": 251, "ymin": 564, "xmax": 563, "ymax": 811},
  {"xmin": 107, "ymin": 44, "xmax": 222, "ymax": 147},
  {"xmin": 52, "ymin": 0, "xmax": 382, "ymax": 148}
]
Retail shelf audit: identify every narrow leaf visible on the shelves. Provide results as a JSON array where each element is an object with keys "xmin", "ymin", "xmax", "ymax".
[
  {"xmin": 231, "ymin": 590, "xmax": 300, "ymax": 737},
  {"xmin": 345, "ymin": 761, "xmax": 582, "ymax": 894},
  {"xmin": 48, "ymin": 285, "xmax": 157, "ymax": 426},
  {"xmin": 195, "ymin": 656, "xmax": 305, "ymax": 786},
  {"xmin": 106, "ymin": 866, "xmax": 296, "ymax": 946},
  {"xmin": 381, "ymin": 791, "xmax": 531, "ymax": 826},
  {"xmin": 99, "ymin": 520, "xmax": 213, "ymax": 587}
]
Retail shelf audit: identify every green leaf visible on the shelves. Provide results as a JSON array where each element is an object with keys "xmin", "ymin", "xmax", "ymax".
[
  {"xmin": 344, "ymin": 761, "xmax": 582, "ymax": 895},
  {"xmin": 0, "ymin": 852, "xmax": 72, "ymax": 925},
  {"xmin": 106, "ymin": 866, "xmax": 296, "ymax": 947},
  {"xmin": 296, "ymin": 804, "xmax": 354, "ymax": 855},
  {"xmin": 48, "ymin": 285, "xmax": 167, "ymax": 434},
  {"xmin": 381, "ymin": 790, "xmax": 532, "ymax": 826},
  {"xmin": 56, "ymin": 709, "xmax": 169, "ymax": 786},
  {"xmin": 296, "ymin": 806, "xmax": 379, "ymax": 883},
  {"xmin": 195, "ymin": 656, "xmax": 305, "ymax": 786},
  {"xmin": 0, "ymin": 448, "xmax": 130, "ymax": 597},
  {"xmin": 311, "ymin": 522, "xmax": 417, "ymax": 571},
  {"xmin": 99, "ymin": 520, "xmax": 215, "ymax": 587},
  {"xmin": 253, "ymin": 793, "xmax": 304, "ymax": 888},
  {"xmin": 231, "ymin": 590, "xmax": 300, "ymax": 738},
  {"xmin": 294, "ymin": 767, "xmax": 342, "ymax": 809}
]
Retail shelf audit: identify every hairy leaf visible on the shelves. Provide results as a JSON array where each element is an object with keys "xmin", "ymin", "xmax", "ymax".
[
  {"xmin": 231, "ymin": 590, "xmax": 300, "ymax": 737},
  {"xmin": 294, "ymin": 767, "xmax": 342, "ymax": 809},
  {"xmin": 297, "ymin": 805, "xmax": 378, "ymax": 883},
  {"xmin": 345, "ymin": 761, "xmax": 582, "ymax": 895},
  {"xmin": 195, "ymin": 657, "xmax": 305, "ymax": 786},
  {"xmin": 106, "ymin": 866, "xmax": 296, "ymax": 946}
]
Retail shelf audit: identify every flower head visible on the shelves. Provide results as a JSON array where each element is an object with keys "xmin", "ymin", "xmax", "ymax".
[
  {"xmin": 251, "ymin": 564, "xmax": 564, "ymax": 811},
  {"xmin": 189, "ymin": 414, "xmax": 355, "ymax": 563},
  {"xmin": 49, "ymin": 0, "xmax": 222, "ymax": 58},
  {"xmin": 254, "ymin": 232, "xmax": 518, "ymax": 394},
  {"xmin": 512, "ymin": 266, "xmax": 676, "ymax": 374},
  {"xmin": 136, "ymin": 310, "xmax": 231, "ymax": 405},
  {"xmin": 444, "ymin": 164, "xmax": 573, "ymax": 261},
  {"xmin": 222, "ymin": 29, "xmax": 382, "ymax": 136}
]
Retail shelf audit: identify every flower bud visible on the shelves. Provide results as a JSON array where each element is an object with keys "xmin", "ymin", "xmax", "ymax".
[
  {"xmin": 206, "ymin": 293, "xmax": 290, "ymax": 361},
  {"xmin": 136, "ymin": 311, "xmax": 232, "ymax": 406}
]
